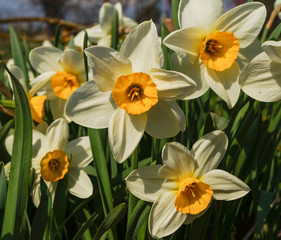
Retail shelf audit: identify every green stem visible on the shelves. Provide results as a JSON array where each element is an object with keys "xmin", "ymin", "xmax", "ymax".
[
  {"xmin": 87, "ymin": 128, "xmax": 115, "ymax": 240},
  {"xmin": 127, "ymin": 148, "xmax": 139, "ymax": 224},
  {"xmin": 0, "ymin": 99, "xmax": 15, "ymax": 108}
]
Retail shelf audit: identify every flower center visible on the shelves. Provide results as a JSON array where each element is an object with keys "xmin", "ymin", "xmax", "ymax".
[
  {"xmin": 40, "ymin": 150, "xmax": 69, "ymax": 182},
  {"xmin": 175, "ymin": 177, "xmax": 213, "ymax": 215},
  {"xmin": 28, "ymin": 95, "xmax": 47, "ymax": 123},
  {"xmin": 51, "ymin": 71, "xmax": 80, "ymax": 100},
  {"xmin": 112, "ymin": 72, "xmax": 158, "ymax": 115},
  {"xmin": 200, "ymin": 32, "xmax": 239, "ymax": 72}
]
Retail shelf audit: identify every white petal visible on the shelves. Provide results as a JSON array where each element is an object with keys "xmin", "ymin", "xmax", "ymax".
[
  {"xmin": 163, "ymin": 27, "xmax": 205, "ymax": 64},
  {"xmin": 126, "ymin": 165, "xmax": 177, "ymax": 202},
  {"xmin": 205, "ymin": 62, "xmax": 240, "ymax": 109},
  {"xmin": 68, "ymin": 168, "xmax": 93, "ymax": 198},
  {"xmin": 46, "ymin": 118, "xmax": 69, "ymax": 151},
  {"xmin": 237, "ymin": 39, "xmax": 262, "ymax": 69},
  {"xmin": 114, "ymin": 2, "xmax": 123, "ymax": 24},
  {"xmin": 65, "ymin": 81, "xmax": 117, "ymax": 128},
  {"xmin": 120, "ymin": 21, "xmax": 163, "ymax": 73},
  {"xmin": 7, "ymin": 65, "xmax": 27, "ymax": 92},
  {"xmin": 179, "ymin": 0, "xmax": 224, "ymax": 33},
  {"xmin": 214, "ymin": 2, "xmax": 266, "ymax": 48},
  {"xmin": 262, "ymin": 40, "xmax": 281, "ymax": 64},
  {"xmin": 58, "ymin": 49, "xmax": 85, "ymax": 75},
  {"xmin": 87, "ymin": 25, "xmax": 106, "ymax": 43},
  {"xmin": 65, "ymin": 136, "xmax": 92, "ymax": 168},
  {"xmin": 29, "ymin": 72, "xmax": 56, "ymax": 99},
  {"xmin": 97, "ymin": 35, "xmax": 112, "ymax": 47},
  {"xmin": 5, "ymin": 134, "xmax": 14, "ymax": 156},
  {"xmin": 122, "ymin": 16, "xmax": 138, "ymax": 29},
  {"xmin": 108, "ymin": 108, "xmax": 146, "ymax": 163},
  {"xmin": 150, "ymin": 68, "xmax": 196, "ymax": 100},
  {"xmin": 149, "ymin": 191, "xmax": 186, "ymax": 238},
  {"xmin": 99, "ymin": 3, "xmax": 115, "ymax": 33},
  {"xmin": 31, "ymin": 176, "xmax": 41, "ymax": 207},
  {"xmin": 203, "ymin": 169, "xmax": 250, "ymax": 200},
  {"xmin": 192, "ymin": 130, "xmax": 228, "ymax": 177},
  {"xmin": 146, "ymin": 100, "xmax": 186, "ymax": 138},
  {"xmin": 32, "ymin": 130, "xmax": 47, "ymax": 160},
  {"xmin": 159, "ymin": 142, "xmax": 195, "ymax": 179},
  {"xmin": 239, "ymin": 52, "xmax": 281, "ymax": 102},
  {"xmin": 85, "ymin": 46, "xmax": 132, "ymax": 92},
  {"xmin": 29, "ymin": 46, "xmax": 63, "ymax": 73},
  {"xmin": 49, "ymin": 98, "xmax": 68, "ymax": 121},
  {"xmin": 171, "ymin": 54, "xmax": 209, "ymax": 99}
]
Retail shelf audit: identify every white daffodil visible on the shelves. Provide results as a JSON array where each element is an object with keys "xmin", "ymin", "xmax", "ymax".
[
  {"xmin": 239, "ymin": 40, "xmax": 281, "ymax": 102},
  {"xmin": 29, "ymin": 46, "xmax": 86, "ymax": 121},
  {"xmin": 66, "ymin": 20, "xmax": 196, "ymax": 163},
  {"xmin": 126, "ymin": 130, "xmax": 250, "ymax": 238},
  {"xmin": 74, "ymin": 2, "xmax": 138, "ymax": 49},
  {"xmin": 6, "ymin": 61, "xmax": 47, "ymax": 123},
  {"xmin": 5, "ymin": 118, "xmax": 93, "ymax": 207},
  {"xmin": 163, "ymin": 0, "xmax": 266, "ymax": 108}
]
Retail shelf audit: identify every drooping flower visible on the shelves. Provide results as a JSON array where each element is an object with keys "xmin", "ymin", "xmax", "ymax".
[
  {"xmin": 74, "ymin": 2, "xmax": 138, "ymax": 49},
  {"xmin": 5, "ymin": 118, "xmax": 93, "ymax": 207},
  {"xmin": 239, "ymin": 40, "xmax": 281, "ymax": 102},
  {"xmin": 126, "ymin": 130, "xmax": 250, "ymax": 238},
  {"xmin": 163, "ymin": 0, "xmax": 266, "ymax": 108},
  {"xmin": 29, "ymin": 46, "xmax": 86, "ymax": 121},
  {"xmin": 66, "ymin": 20, "xmax": 197, "ymax": 163}
]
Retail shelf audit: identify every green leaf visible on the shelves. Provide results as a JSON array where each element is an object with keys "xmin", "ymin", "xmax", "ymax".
[
  {"xmin": 126, "ymin": 200, "xmax": 147, "ymax": 240},
  {"xmin": 54, "ymin": 25, "xmax": 62, "ymax": 48},
  {"xmin": 0, "ymin": 119, "xmax": 14, "ymax": 144},
  {"xmin": 0, "ymin": 62, "xmax": 32, "ymax": 239},
  {"xmin": 172, "ymin": 0, "xmax": 180, "ymax": 30},
  {"xmin": 87, "ymin": 128, "xmax": 115, "ymax": 239},
  {"xmin": 50, "ymin": 194, "xmax": 97, "ymax": 240},
  {"xmin": 88, "ymin": 128, "xmax": 113, "ymax": 214},
  {"xmin": 210, "ymin": 112, "xmax": 230, "ymax": 130},
  {"xmin": 83, "ymin": 30, "xmax": 89, "ymax": 82},
  {"xmin": 256, "ymin": 191, "xmax": 274, "ymax": 233},
  {"xmin": 9, "ymin": 25, "xmax": 29, "ymax": 89},
  {"xmin": 30, "ymin": 179, "xmax": 52, "ymax": 240},
  {"xmin": 161, "ymin": 21, "xmax": 173, "ymax": 70},
  {"xmin": 268, "ymin": 23, "xmax": 281, "ymax": 41},
  {"xmin": 53, "ymin": 173, "xmax": 68, "ymax": 226},
  {"xmin": 0, "ymin": 163, "xmax": 7, "ymax": 229},
  {"xmin": 111, "ymin": 9, "xmax": 119, "ymax": 50},
  {"xmin": 68, "ymin": 35, "xmax": 75, "ymax": 49},
  {"xmin": 93, "ymin": 203, "xmax": 127, "ymax": 240}
]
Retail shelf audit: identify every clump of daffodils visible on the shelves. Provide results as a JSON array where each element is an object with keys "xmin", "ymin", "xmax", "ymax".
[{"xmin": 126, "ymin": 130, "xmax": 250, "ymax": 238}]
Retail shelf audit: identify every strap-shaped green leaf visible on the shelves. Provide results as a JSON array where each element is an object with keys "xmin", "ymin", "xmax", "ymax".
[
  {"xmin": 9, "ymin": 25, "xmax": 29, "ymax": 90},
  {"xmin": 93, "ymin": 203, "xmax": 127, "ymax": 240},
  {"xmin": 0, "ymin": 62, "xmax": 32, "ymax": 239},
  {"xmin": 30, "ymin": 179, "xmax": 52, "ymax": 240},
  {"xmin": 111, "ymin": 9, "xmax": 119, "ymax": 50}
]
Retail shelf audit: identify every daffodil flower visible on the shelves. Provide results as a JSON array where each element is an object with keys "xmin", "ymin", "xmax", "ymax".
[
  {"xmin": 29, "ymin": 46, "xmax": 86, "ymax": 121},
  {"xmin": 163, "ymin": 0, "xmax": 266, "ymax": 108},
  {"xmin": 66, "ymin": 20, "xmax": 197, "ymax": 163},
  {"xmin": 74, "ymin": 2, "xmax": 138, "ymax": 49},
  {"xmin": 126, "ymin": 130, "xmax": 250, "ymax": 238},
  {"xmin": 6, "ymin": 63, "xmax": 46, "ymax": 123},
  {"xmin": 5, "ymin": 118, "xmax": 93, "ymax": 207},
  {"xmin": 239, "ymin": 40, "xmax": 281, "ymax": 102}
]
